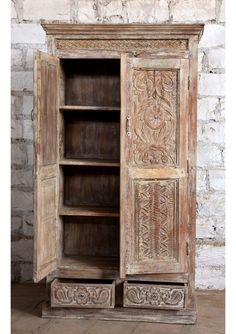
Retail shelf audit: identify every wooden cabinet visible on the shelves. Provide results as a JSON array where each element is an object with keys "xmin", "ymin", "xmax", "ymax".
[{"xmin": 33, "ymin": 24, "xmax": 204, "ymax": 324}]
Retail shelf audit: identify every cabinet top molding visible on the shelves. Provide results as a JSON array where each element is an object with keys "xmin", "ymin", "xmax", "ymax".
[{"xmin": 41, "ymin": 23, "xmax": 204, "ymax": 41}]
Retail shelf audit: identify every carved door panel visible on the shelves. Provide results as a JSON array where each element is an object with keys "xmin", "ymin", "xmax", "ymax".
[
  {"xmin": 33, "ymin": 51, "xmax": 59, "ymax": 282},
  {"xmin": 121, "ymin": 57, "xmax": 189, "ymax": 276}
]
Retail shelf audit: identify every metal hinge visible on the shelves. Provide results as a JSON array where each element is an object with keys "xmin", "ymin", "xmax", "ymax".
[{"xmin": 186, "ymin": 242, "xmax": 189, "ymax": 256}]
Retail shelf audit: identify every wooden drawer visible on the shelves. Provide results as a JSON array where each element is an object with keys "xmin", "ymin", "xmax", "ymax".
[
  {"xmin": 51, "ymin": 279, "xmax": 115, "ymax": 308},
  {"xmin": 123, "ymin": 281, "xmax": 185, "ymax": 310}
]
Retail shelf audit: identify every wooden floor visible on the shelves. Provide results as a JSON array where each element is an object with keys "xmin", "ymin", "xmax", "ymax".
[{"xmin": 11, "ymin": 284, "xmax": 224, "ymax": 334}]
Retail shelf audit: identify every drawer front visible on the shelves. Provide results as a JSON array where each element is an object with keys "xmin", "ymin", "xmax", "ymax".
[
  {"xmin": 123, "ymin": 281, "xmax": 185, "ymax": 310},
  {"xmin": 51, "ymin": 279, "xmax": 115, "ymax": 308}
]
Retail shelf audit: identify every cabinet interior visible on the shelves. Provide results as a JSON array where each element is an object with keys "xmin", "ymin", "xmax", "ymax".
[{"xmin": 58, "ymin": 58, "xmax": 121, "ymax": 275}]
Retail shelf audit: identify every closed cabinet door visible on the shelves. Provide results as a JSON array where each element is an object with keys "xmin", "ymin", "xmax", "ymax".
[{"xmin": 120, "ymin": 56, "xmax": 189, "ymax": 276}]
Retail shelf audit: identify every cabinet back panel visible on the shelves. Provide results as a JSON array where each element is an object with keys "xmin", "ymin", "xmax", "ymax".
[
  {"xmin": 64, "ymin": 111, "xmax": 120, "ymax": 160},
  {"xmin": 63, "ymin": 217, "xmax": 119, "ymax": 257},
  {"xmin": 63, "ymin": 59, "xmax": 120, "ymax": 107},
  {"xmin": 63, "ymin": 166, "xmax": 120, "ymax": 207}
]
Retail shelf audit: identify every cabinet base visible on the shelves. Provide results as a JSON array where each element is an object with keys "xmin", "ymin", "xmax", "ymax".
[{"xmin": 42, "ymin": 302, "xmax": 197, "ymax": 324}]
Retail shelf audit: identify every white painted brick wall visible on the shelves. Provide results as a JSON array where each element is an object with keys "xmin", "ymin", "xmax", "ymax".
[
  {"xmin": 126, "ymin": 0, "xmax": 169, "ymax": 23},
  {"xmin": 199, "ymin": 24, "xmax": 225, "ymax": 48},
  {"xmin": 11, "ymin": 24, "xmax": 45, "ymax": 44},
  {"xmin": 199, "ymin": 73, "xmax": 225, "ymax": 96},
  {"xmin": 23, "ymin": 0, "xmax": 71, "ymax": 21},
  {"xmin": 11, "ymin": 0, "xmax": 225, "ymax": 288},
  {"xmin": 170, "ymin": 0, "xmax": 216, "ymax": 22}
]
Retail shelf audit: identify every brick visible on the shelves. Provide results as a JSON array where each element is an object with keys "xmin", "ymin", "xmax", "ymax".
[
  {"xmin": 11, "ymin": 0, "xmax": 17, "ymax": 19},
  {"xmin": 11, "ymin": 49, "xmax": 23, "ymax": 68},
  {"xmin": 199, "ymin": 73, "xmax": 225, "ymax": 96},
  {"xmin": 11, "ymin": 24, "xmax": 45, "ymax": 44},
  {"xmin": 25, "ymin": 48, "xmax": 34, "ymax": 69},
  {"xmin": 20, "ymin": 263, "xmax": 33, "ymax": 281},
  {"xmin": 197, "ymin": 192, "xmax": 225, "ymax": 217},
  {"xmin": 198, "ymin": 51, "xmax": 204, "ymax": 72},
  {"xmin": 22, "ymin": 95, "xmax": 33, "ymax": 115},
  {"xmin": 198, "ymin": 97, "xmax": 224, "ymax": 122},
  {"xmin": 215, "ymin": 217, "xmax": 225, "ymax": 240},
  {"xmin": 11, "ymin": 142, "xmax": 28, "ymax": 166},
  {"xmin": 11, "ymin": 168, "xmax": 33, "ymax": 187},
  {"xmin": 11, "ymin": 118, "xmax": 33, "ymax": 140},
  {"xmin": 22, "ymin": 214, "xmax": 34, "ymax": 237},
  {"xmin": 11, "ymin": 95, "xmax": 22, "ymax": 118},
  {"xmin": 198, "ymin": 121, "xmax": 224, "ymax": 144},
  {"xmin": 199, "ymin": 24, "xmax": 225, "ymax": 48},
  {"xmin": 11, "ymin": 239, "xmax": 33, "ymax": 262},
  {"xmin": 98, "ymin": 0, "xmax": 124, "ymax": 23},
  {"xmin": 196, "ymin": 245, "xmax": 225, "ymax": 289},
  {"xmin": 11, "ymin": 189, "xmax": 33, "ymax": 211},
  {"xmin": 171, "ymin": 0, "xmax": 215, "ymax": 22},
  {"xmin": 26, "ymin": 144, "xmax": 34, "ymax": 165},
  {"xmin": 11, "ymin": 71, "xmax": 33, "ymax": 91},
  {"xmin": 197, "ymin": 169, "xmax": 207, "ymax": 191},
  {"xmin": 11, "ymin": 216, "xmax": 22, "ymax": 232},
  {"xmin": 208, "ymin": 48, "xmax": 225, "ymax": 70},
  {"xmin": 126, "ymin": 0, "xmax": 169, "ymax": 23},
  {"xmin": 77, "ymin": 0, "xmax": 97, "ymax": 23},
  {"xmin": 219, "ymin": 0, "xmax": 225, "ymax": 22},
  {"xmin": 23, "ymin": 0, "xmax": 70, "ymax": 20},
  {"xmin": 197, "ymin": 144, "xmax": 223, "ymax": 167},
  {"xmin": 196, "ymin": 217, "xmax": 216, "ymax": 239},
  {"xmin": 209, "ymin": 169, "xmax": 225, "ymax": 191}
]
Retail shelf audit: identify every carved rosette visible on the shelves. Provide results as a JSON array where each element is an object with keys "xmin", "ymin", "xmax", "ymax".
[
  {"xmin": 51, "ymin": 282, "xmax": 114, "ymax": 308},
  {"xmin": 132, "ymin": 69, "xmax": 178, "ymax": 167},
  {"xmin": 134, "ymin": 180, "xmax": 176, "ymax": 261},
  {"xmin": 124, "ymin": 284, "xmax": 185, "ymax": 309}
]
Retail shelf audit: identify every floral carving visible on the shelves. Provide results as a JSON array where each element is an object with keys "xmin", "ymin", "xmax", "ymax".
[
  {"xmin": 135, "ymin": 180, "xmax": 176, "ymax": 261},
  {"xmin": 51, "ymin": 284, "xmax": 113, "ymax": 308},
  {"xmin": 124, "ymin": 285, "xmax": 185, "ymax": 309},
  {"xmin": 132, "ymin": 69, "xmax": 178, "ymax": 167}
]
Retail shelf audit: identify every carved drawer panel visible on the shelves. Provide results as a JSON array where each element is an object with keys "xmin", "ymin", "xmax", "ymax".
[
  {"xmin": 123, "ymin": 281, "xmax": 185, "ymax": 310},
  {"xmin": 51, "ymin": 279, "xmax": 115, "ymax": 308}
]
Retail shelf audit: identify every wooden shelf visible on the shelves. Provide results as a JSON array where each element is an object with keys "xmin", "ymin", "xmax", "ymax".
[
  {"xmin": 59, "ymin": 205, "xmax": 120, "ymax": 217},
  {"xmin": 60, "ymin": 105, "xmax": 120, "ymax": 112},
  {"xmin": 60, "ymin": 158, "xmax": 120, "ymax": 167},
  {"xmin": 57, "ymin": 255, "xmax": 119, "ymax": 279}
]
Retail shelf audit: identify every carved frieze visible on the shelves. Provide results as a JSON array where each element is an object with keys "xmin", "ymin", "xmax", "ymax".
[
  {"xmin": 56, "ymin": 39, "xmax": 188, "ymax": 51},
  {"xmin": 124, "ymin": 283, "xmax": 185, "ymax": 309}
]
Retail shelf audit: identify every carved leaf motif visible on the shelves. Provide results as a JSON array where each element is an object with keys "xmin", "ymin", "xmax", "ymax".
[
  {"xmin": 54, "ymin": 287, "xmax": 74, "ymax": 305},
  {"xmin": 126, "ymin": 287, "xmax": 146, "ymax": 304},
  {"xmin": 91, "ymin": 288, "xmax": 110, "ymax": 305},
  {"xmin": 132, "ymin": 70, "xmax": 178, "ymax": 167}
]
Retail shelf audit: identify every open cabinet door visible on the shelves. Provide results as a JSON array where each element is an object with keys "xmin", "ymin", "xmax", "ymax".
[
  {"xmin": 33, "ymin": 51, "xmax": 59, "ymax": 282},
  {"xmin": 120, "ymin": 56, "xmax": 189, "ymax": 277}
]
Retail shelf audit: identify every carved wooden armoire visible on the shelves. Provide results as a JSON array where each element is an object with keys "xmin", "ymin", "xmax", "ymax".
[{"xmin": 33, "ymin": 24, "xmax": 204, "ymax": 323}]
